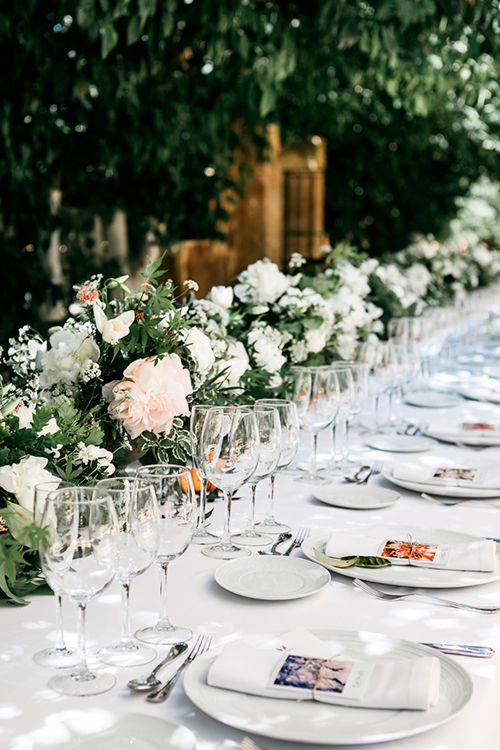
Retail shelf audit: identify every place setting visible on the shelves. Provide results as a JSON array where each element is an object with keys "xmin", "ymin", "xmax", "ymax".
[{"xmin": 381, "ymin": 456, "xmax": 500, "ymax": 499}]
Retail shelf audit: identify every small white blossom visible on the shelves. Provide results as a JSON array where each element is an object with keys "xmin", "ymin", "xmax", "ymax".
[{"xmin": 184, "ymin": 279, "xmax": 200, "ymax": 292}]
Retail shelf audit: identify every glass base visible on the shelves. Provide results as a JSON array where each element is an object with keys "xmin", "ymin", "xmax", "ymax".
[
  {"xmin": 33, "ymin": 646, "xmax": 78, "ymax": 669},
  {"xmin": 294, "ymin": 472, "xmax": 329, "ymax": 485},
  {"xmin": 201, "ymin": 542, "xmax": 251, "ymax": 560},
  {"xmin": 191, "ymin": 528, "xmax": 220, "ymax": 546},
  {"xmin": 255, "ymin": 518, "xmax": 291, "ymax": 535},
  {"xmin": 98, "ymin": 641, "xmax": 157, "ymax": 667},
  {"xmin": 231, "ymin": 529, "xmax": 273, "ymax": 546},
  {"xmin": 135, "ymin": 624, "xmax": 192, "ymax": 646},
  {"xmin": 49, "ymin": 669, "xmax": 116, "ymax": 696}
]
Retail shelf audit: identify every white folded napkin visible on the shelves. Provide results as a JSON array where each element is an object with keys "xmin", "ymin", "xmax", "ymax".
[
  {"xmin": 325, "ymin": 531, "xmax": 497, "ymax": 572},
  {"xmin": 392, "ymin": 462, "xmax": 500, "ymax": 489},
  {"xmin": 426, "ymin": 418, "xmax": 500, "ymax": 440},
  {"xmin": 207, "ymin": 629, "xmax": 440, "ymax": 711}
]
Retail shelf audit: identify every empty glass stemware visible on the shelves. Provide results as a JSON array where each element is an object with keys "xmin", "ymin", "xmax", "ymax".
[
  {"xmin": 190, "ymin": 404, "xmax": 220, "ymax": 545},
  {"xmin": 96, "ymin": 477, "xmax": 159, "ymax": 666},
  {"xmin": 231, "ymin": 405, "xmax": 281, "ymax": 546},
  {"xmin": 32, "ymin": 481, "xmax": 78, "ymax": 669},
  {"xmin": 135, "ymin": 465, "xmax": 197, "ymax": 645},
  {"xmin": 254, "ymin": 398, "xmax": 300, "ymax": 534},
  {"xmin": 39, "ymin": 487, "xmax": 119, "ymax": 696},
  {"xmin": 199, "ymin": 406, "xmax": 260, "ymax": 559}
]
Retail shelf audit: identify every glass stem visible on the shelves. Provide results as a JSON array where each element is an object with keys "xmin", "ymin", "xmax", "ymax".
[
  {"xmin": 198, "ymin": 478, "xmax": 208, "ymax": 528},
  {"xmin": 248, "ymin": 484, "xmax": 257, "ymax": 529},
  {"xmin": 119, "ymin": 581, "xmax": 132, "ymax": 646},
  {"xmin": 312, "ymin": 432, "xmax": 319, "ymax": 475},
  {"xmin": 222, "ymin": 491, "xmax": 233, "ymax": 547},
  {"xmin": 331, "ymin": 421, "xmax": 337, "ymax": 466},
  {"xmin": 388, "ymin": 388, "xmax": 394, "ymax": 423},
  {"xmin": 265, "ymin": 474, "xmax": 276, "ymax": 523},
  {"xmin": 157, "ymin": 562, "xmax": 172, "ymax": 630},
  {"xmin": 54, "ymin": 593, "xmax": 67, "ymax": 651},
  {"xmin": 75, "ymin": 601, "xmax": 91, "ymax": 679},
  {"xmin": 345, "ymin": 418, "xmax": 351, "ymax": 459},
  {"xmin": 374, "ymin": 394, "xmax": 380, "ymax": 429}
]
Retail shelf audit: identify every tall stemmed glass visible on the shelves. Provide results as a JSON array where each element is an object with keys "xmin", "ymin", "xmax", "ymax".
[
  {"xmin": 231, "ymin": 406, "xmax": 281, "ymax": 546},
  {"xmin": 199, "ymin": 406, "xmax": 260, "ymax": 559},
  {"xmin": 96, "ymin": 478, "xmax": 159, "ymax": 666},
  {"xmin": 39, "ymin": 487, "xmax": 119, "ymax": 696},
  {"xmin": 255, "ymin": 399, "xmax": 300, "ymax": 535},
  {"xmin": 190, "ymin": 405, "xmax": 220, "ymax": 545},
  {"xmin": 291, "ymin": 367, "xmax": 338, "ymax": 483},
  {"xmin": 135, "ymin": 465, "xmax": 196, "ymax": 645},
  {"xmin": 32, "ymin": 481, "xmax": 78, "ymax": 669},
  {"xmin": 333, "ymin": 364, "xmax": 365, "ymax": 465}
]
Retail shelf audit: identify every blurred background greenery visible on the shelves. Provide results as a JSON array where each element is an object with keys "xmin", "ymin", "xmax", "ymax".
[{"xmin": 1, "ymin": 1, "xmax": 498, "ymax": 343}]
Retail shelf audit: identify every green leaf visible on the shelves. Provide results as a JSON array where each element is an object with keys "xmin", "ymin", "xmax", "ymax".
[
  {"xmin": 0, "ymin": 567, "xmax": 28, "ymax": 605},
  {"xmin": 313, "ymin": 548, "xmax": 391, "ymax": 569},
  {"xmin": 101, "ymin": 23, "xmax": 119, "ymax": 59},
  {"xmin": 127, "ymin": 16, "xmax": 142, "ymax": 46}
]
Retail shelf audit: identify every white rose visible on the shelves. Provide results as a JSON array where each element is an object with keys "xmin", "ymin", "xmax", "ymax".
[
  {"xmin": 183, "ymin": 327, "xmax": 215, "ymax": 374},
  {"xmin": 0, "ymin": 456, "xmax": 58, "ymax": 512},
  {"xmin": 93, "ymin": 305, "xmax": 135, "ymax": 345},
  {"xmin": 234, "ymin": 259, "xmax": 291, "ymax": 304},
  {"xmin": 220, "ymin": 341, "xmax": 250, "ymax": 386},
  {"xmin": 305, "ymin": 328, "xmax": 327, "ymax": 354},
  {"xmin": 38, "ymin": 329, "xmax": 100, "ymax": 388},
  {"xmin": 209, "ymin": 285, "xmax": 234, "ymax": 310}
]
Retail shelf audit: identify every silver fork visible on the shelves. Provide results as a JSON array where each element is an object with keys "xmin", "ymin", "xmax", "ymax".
[
  {"xmin": 282, "ymin": 527, "xmax": 310, "ymax": 556},
  {"xmin": 146, "ymin": 634, "xmax": 212, "ymax": 702},
  {"xmin": 353, "ymin": 578, "xmax": 500, "ymax": 614}
]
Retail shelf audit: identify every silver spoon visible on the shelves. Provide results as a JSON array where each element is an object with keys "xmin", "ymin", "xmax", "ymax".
[
  {"xmin": 127, "ymin": 642, "xmax": 188, "ymax": 691},
  {"xmin": 258, "ymin": 531, "xmax": 292, "ymax": 555}
]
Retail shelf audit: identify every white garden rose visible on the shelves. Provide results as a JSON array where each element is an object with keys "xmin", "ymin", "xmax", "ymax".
[
  {"xmin": 247, "ymin": 324, "xmax": 287, "ymax": 373},
  {"xmin": 234, "ymin": 259, "xmax": 292, "ymax": 305},
  {"xmin": 0, "ymin": 456, "xmax": 58, "ymax": 512},
  {"xmin": 38, "ymin": 329, "xmax": 100, "ymax": 389},
  {"xmin": 183, "ymin": 327, "xmax": 215, "ymax": 374},
  {"xmin": 305, "ymin": 327, "xmax": 327, "ymax": 354},
  {"xmin": 209, "ymin": 285, "xmax": 234, "ymax": 310},
  {"xmin": 406, "ymin": 263, "xmax": 432, "ymax": 297}
]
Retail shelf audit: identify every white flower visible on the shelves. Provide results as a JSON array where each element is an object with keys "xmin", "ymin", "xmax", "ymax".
[
  {"xmin": 15, "ymin": 403, "xmax": 36, "ymax": 428},
  {"xmin": 219, "ymin": 340, "xmax": 250, "ymax": 386},
  {"xmin": 184, "ymin": 279, "xmax": 200, "ymax": 292},
  {"xmin": 80, "ymin": 360, "xmax": 102, "ymax": 383},
  {"xmin": 305, "ymin": 328, "xmax": 327, "ymax": 354},
  {"xmin": 406, "ymin": 263, "xmax": 432, "ymax": 297},
  {"xmin": 93, "ymin": 305, "xmax": 135, "ymax": 345},
  {"xmin": 209, "ymin": 285, "xmax": 234, "ymax": 310},
  {"xmin": 38, "ymin": 329, "xmax": 100, "ymax": 388},
  {"xmin": 0, "ymin": 456, "xmax": 58, "ymax": 512},
  {"xmin": 183, "ymin": 327, "xmax": 215, "ymax": 374},
  {"xmin": 247, "ymin": 325, "xmax": 287, "ymax": 373},
  {"xmin": 76, "ymin": 443, "xmax": 114, "ymax": 475},
  {"xmin": 38, "ymin": 417, "xmax": 59, "ymax": 436},
  {"xmin": 288, "ymin": 252, "xmax": 306, "ymax": 270},
  {"xmin": 234, "ymin": 259, "xmax": 292, "ymax": 305}
]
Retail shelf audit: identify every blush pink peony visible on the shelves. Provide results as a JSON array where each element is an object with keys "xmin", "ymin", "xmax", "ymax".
[{"xmin": 104, "ymin": 354, "xmax": 193, "ymax": 439}]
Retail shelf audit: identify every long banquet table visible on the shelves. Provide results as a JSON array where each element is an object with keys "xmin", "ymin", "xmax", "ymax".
[{"xmin": 3, "ymin": 396, "xmax": 500, "ymax": 750}]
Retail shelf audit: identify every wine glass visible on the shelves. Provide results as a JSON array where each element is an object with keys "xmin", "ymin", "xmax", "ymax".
[
  {"xmin": 190, "ymin": 404, "xmax": 220, "ymax": 545},
  {"xmin": 231, "ymin": 405, "xmax": 281, "ymax": 546},
  {"xmin": 96, "ymin": 477, "xmax": 159, "ymax": 666},
  {"xmin": 199, "ymin": 406, "xmax": 260, "ymax": 559},
  {"xmin": 134, "ymin": 465, "xmax": 197, "ymax": 645},
  {"xmin": 255, "ymin": 399, "xmax": 300, "ymax": 535},
  {"xmin": 39, "ymin": 486, "xmax": 119, "ymax": 696},
  {"xmin": 291, "ymin": 366, "xmax": 338, "ymax": 482},
  {"xmin": 332, "ymin": 363, "xmax": 365, "ymax": 465},
  {"xmin": 32, "ymin": 481, "xmax": 78, "ymax": 669}
]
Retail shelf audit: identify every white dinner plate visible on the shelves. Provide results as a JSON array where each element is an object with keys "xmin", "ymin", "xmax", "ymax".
[
  {"xmin": 183, "ymin": 629, "xmax": 472, "ymax": 746},
  {"xmin": 302, "ymin": 526, "xmax": 500, "ymax": 589},
  {"xmin": 382, "ymin": 464, "xmax": 500, "ymax": 498},
  {"xmin": 459, "ymin": 386, "xmax": 500, "ymax": 404},
  {"xmin": 405, "ymin": 390, "xmax": 462, "ymax": 408},
  {"xmin": 313, "ymin": 485, "xmax": 400, "ymax": 509},
  {"xmin": 424, "ymin": 428, "xmax": 500, "ymax": 447},
  {"xmin": 214, "ymin": 555, "xmax": 330, "ymax": 600},
  {"xmin": 485, "ymin": 366, "xmax": 500, "ymax": 380},
  {"xmin": 366, "ymin": 434, "xmax": 436, "ymax": 452},
  {"xmin": 32, "ymin": 712, "xmax": 196, "ymax": 750}
]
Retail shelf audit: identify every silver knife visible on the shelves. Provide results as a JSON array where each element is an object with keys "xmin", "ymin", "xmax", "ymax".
[{"xmin": 423, "ymin": 642, "xmax": 494, "ymax": 658}]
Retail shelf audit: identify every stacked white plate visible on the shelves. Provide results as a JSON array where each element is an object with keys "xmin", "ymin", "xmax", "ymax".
[{"xmin": 424, "ymin": 417, "xmax": 500, "ymax": 446}]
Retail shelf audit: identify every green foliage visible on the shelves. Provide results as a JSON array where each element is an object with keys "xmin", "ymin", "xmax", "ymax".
[{"xmin": 1, "ymin": 0, "xmax": 498, "ymax": 344}]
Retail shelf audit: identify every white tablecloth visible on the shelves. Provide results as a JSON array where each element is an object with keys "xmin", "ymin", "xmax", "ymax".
[{"xmin": 3, "ymin": 397, "xmax": 500, "ymax": 750}]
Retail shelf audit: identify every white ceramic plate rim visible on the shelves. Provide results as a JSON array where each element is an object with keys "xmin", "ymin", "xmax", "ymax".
[
  {"xmin": 301, "ymin": 527, "xmax": 500, "ymax": 589},
  {"xmin": 183, "ymin": 629, "xmax": 473, "ymax": 746},
  {"xmin": 404, "ymin": 391, "xmax": 462, "ymax": 408},
  {"xmin": 214, "ymin": 556, "xmax": 331, "ymax": 600},
  {"xmin": 313, "ymin": 485, "xmax": 400, "ymax": 509},
  {"xmin": 366, "ymin": 435, "xmax": 436, "ymax": 452},
  {"xmin": 382, "ymin": 465, "xmax": 500, "ymax": 498}
]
